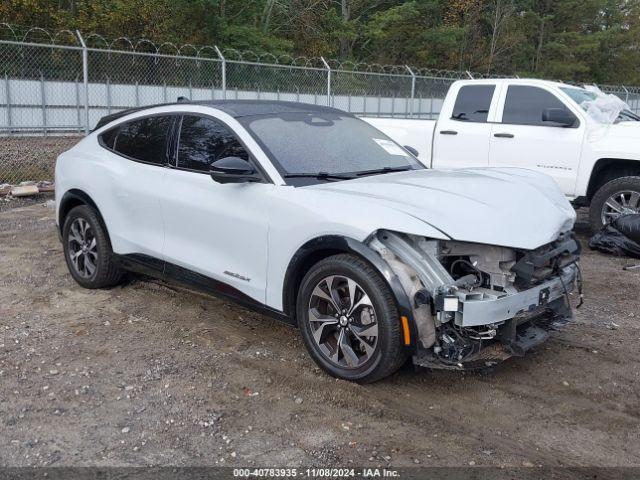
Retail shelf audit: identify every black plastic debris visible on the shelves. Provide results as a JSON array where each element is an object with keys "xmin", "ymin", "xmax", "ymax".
[{"xmin": 589, "ymin": 214, "xmax": 640, "ymax": 259}]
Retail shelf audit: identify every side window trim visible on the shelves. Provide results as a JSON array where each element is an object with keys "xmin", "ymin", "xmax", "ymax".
[
  {"xmin": 172, "ymin": 112, "xmax": 271, "ymax": 183},
  {"xmin": 167, "ymin": 115, "xmax": 180, "ymax": 167},
  {"xmin": 98, "ymin": 112, "xmax": 178, "ymax": 167}
]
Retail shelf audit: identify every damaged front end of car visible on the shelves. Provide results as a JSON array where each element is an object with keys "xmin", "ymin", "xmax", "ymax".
[{"xmin": 368, "ymin": 230, "xmax": 582, "ymax": 369}]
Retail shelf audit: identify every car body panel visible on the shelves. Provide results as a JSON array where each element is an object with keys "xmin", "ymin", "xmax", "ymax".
[
  {"xmin": 55, "ymin": 137, "xmax": 166, "ymax": 257},
  {"xmin": 307, "ymin": 168, "xmax": 575, "ymax": 250},
  {"xmin": 161, "ymin": 169, "xmax": 273, "ymax": 303}
]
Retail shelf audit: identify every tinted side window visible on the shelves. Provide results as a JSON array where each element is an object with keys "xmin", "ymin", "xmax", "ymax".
[
  {"xmin": 502, "ymin": 86, "xmax": 569, "ymax": 126},
  {"xmin": 114, "ymin": 116, "xmax": 172, "ymax": 164},
  {"xmin": 451, "ymin": 85, "xmax": 495, "ymax": 122},
  {"xmin": 100, "ymin": 127, "xmax": 119, "ymax": 149},
  {"xmin": 177, "ymin": 115, "xmax": 249, "ymax": 172}
]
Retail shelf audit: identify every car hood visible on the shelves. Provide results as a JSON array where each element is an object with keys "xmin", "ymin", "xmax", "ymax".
[
  {"xmin": 604, "ymin": 121, "xmax": 640, "ymax": 137},
  {"xmin": 309, "ymin": 168, "xmax": 576, "ymax": 250},
  {"xmin": 588, "ymin": 121, "xmax": 640, "ymax": 142}
]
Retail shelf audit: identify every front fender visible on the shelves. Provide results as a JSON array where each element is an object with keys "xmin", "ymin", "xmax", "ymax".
[{"xmin": 282, "ymin": 235, "xmax": 419, "ymax": 351}]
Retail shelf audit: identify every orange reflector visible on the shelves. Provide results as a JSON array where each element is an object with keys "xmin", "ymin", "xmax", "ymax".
[{"xmin": 400, "ymin": 316, "xmax": 411, "ymax": 345}]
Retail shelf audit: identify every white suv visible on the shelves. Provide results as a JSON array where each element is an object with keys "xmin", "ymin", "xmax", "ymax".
[{"xmin": 55, "ymin": 101, "xmax": 581, "ymax": 382}]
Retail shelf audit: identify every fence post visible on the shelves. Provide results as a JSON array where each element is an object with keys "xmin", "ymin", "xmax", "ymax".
[
  {"xmin": 40, "ymin": 73, "xmax": 47, "ymax": 136},
  {"xmin": 74, "ymin": 75, "xmax": 81, "ymax": 130},
  {"xmin": 622, "ymin": 85, "xmax": 629, "ymax": 104},
  {"xmin": 76, "ymin": 30, "xmax": 90, "ymax": 135},
  {"xmin": 5, "ymin": 74, "xmax": 12, "ymax": 131},
  {"xmin": 321, "ymin": 57, "xmax": 331, "ymax": 106},
  {"xmin": 405, "ymin": 65, "xmax": 416, "ymax": 117},
  {"xmin": 214, "ymin": 46, "xmax": 226, "ymax": 99},
  {"xmin": 107, "ymin": 77, "xmax": 112, "ymax": 114}
]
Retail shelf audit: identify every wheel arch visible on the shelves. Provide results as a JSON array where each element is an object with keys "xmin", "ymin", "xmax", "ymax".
[
  {"xmin": 587, "ymin": 158, "xmax": 640, "ymax": 200},
  {"xmin": 58, "ymin": 189, "xmax": 106, "ymax": 237},
  {"xmin": 282, "ymin": 235, "xmax": 418, "ymax": 350}
]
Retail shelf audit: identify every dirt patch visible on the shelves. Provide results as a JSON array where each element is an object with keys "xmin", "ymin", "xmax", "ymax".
[{"xmin": 0, "ymin": 203, "xmax": 639, "ymax": 468}]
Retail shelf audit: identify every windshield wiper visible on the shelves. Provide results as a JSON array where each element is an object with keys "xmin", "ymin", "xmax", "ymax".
[
  {"xmin": 355, "ymin": 166, "xmax": 413, "ymax": 177},
  {"xmin": 284, "ymin": 172, "xmax": 355, "ymax": 181}
]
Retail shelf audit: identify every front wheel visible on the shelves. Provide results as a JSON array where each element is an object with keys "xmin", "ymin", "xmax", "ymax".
[
  {"xmin": 590, "ymin": 176, "xmax": 640, "ymax": 232},
  {"xmin": 296, "ymin": 254, "xmax": 407, "ymax": 383}
]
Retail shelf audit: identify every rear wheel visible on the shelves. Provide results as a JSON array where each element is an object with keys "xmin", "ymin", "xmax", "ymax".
[
  {"xmin": 62, "ymin": 205, "xmax": 123, "ymax": 289},
  {"xmin": 296, "ymin": 254, "xmax": 407, "ymax": 383},
  {"xmin": 590, "ymin": 176, "xmax": 640, "ymax": 232}
]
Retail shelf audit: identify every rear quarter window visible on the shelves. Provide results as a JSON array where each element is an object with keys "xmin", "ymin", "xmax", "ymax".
[
  {"xmin": 99, "ymin": 127, "xmax": 119, "ymax": 149},
  {"xmin": 111, "ymin": 115, "xmax": 174, "ymax": 165}
]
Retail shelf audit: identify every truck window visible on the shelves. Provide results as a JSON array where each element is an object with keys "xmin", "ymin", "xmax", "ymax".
[
  {"xmin": 451, "ymin": 85, "xmax": 495, "ymax": 123},
  {"xmin": 502, "ymin": 86, "xmax": 569, "ymax": 126}
]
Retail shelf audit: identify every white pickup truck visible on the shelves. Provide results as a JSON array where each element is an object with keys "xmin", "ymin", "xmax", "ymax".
[{"xmin": 365, "ymin": 78, "xmax": 640, "ymax": 231}]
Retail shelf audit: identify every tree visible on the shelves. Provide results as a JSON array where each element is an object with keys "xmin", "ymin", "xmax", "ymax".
[
  {"xmin": 485, "ymin": 0, "xmax": 515, "ymax": 73},
  {"xmin": 2, "ymin": 0, "xmax": 640, "ymax": 83}
]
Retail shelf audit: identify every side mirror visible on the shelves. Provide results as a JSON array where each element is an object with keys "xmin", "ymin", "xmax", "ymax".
[
  {"xmin": 404, "ymin": 145, "xmax": 419, "ymax": 157},
  {"xmin": 210, "ymin": 157, "xmax": 262, "ymax": 184},
  {"xmin": 542, "ymin": 108, "xmax": 577, "ymax": 127}
]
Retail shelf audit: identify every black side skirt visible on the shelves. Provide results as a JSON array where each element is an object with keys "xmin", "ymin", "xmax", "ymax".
[{"xmin": 113, "ymin": 253, "xmax": 293, "ymax": 325}]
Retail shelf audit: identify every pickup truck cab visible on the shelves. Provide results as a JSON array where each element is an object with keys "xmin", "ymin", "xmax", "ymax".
[{"xmin": 365, "ymin": 78, "xmax": 640, "ymax": 231}]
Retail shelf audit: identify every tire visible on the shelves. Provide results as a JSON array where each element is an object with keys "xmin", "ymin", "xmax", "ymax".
[
  {"xmin": 296, "ymin": 253, "xmax": 407, "ymax": 383},
  {"xmin": 62, "ymin": 205, "xmax": 123, "ymax": 289},
  {"xmin": 589, "ymin": 176, "xmax": 640, "ymax": 232}
]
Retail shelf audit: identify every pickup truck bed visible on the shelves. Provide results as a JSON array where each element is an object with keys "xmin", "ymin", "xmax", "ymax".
[{"xmin": 363, "ymin": 117, "xmax": 435, "ymax": 163}]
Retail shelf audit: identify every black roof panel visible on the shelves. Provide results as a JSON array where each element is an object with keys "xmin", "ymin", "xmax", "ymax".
[
  {"xmin": 93, "ymin": 100, "xmax": 349, "ymax": 131},
  {"xmin": 194, "ymin": 100, "xmax": 347, "ymax": 117}
]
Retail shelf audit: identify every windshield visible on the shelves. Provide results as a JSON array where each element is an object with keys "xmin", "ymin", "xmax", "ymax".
[
  {"xmin": 560, "ymin": 86, "xmax": 640, "ymax": 124},
  {"xmin": 240, "ymin": 112, "xmax": 423, "ymax": 185}
]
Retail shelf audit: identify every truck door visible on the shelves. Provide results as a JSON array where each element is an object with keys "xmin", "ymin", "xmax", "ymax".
[
  {"xmin": 432, "ymin": 83, "xmax": 498, "ymax": 168},
  {"xmin": 489, "ymin": 84, "xmax": 584, "ymax": 196}
]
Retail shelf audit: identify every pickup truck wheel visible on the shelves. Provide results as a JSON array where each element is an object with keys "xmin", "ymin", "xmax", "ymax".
[
  {"xmin": 62, "ymin": 205, "xmax": 124, "ymax": 289},
  {"xmin": 590, "ymin": 176, "xmax": 640, "ymax": 232},
  {"xmin": 296, "ymin": 254, "xmax": 407, "ymax": 383}
]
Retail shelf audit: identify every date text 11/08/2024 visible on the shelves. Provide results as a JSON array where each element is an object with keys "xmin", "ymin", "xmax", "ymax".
[{"xmin": 233, "ymin": 468, "xmax": 401, "ymax": 477}]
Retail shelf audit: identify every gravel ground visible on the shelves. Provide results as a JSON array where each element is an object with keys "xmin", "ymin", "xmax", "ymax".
[
  {"xmin": 0, "ymin": 198, "xmax": 639, "ymax": 470},
  {"xmin": 0, "ymin": 136, "xmax": 81, "ymax": 184}
]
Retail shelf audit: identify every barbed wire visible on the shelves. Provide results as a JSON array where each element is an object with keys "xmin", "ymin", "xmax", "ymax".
[
  {"xmin": 2, "ymin": 22, "xmax": 638, "ymax": 90},
  {"xmin": 0, "ymin": 22, "xmax": 509, "ymax": 79}
]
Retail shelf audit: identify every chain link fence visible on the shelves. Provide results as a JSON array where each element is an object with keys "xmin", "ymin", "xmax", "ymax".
[{"xmin": 1, "ymin": 24, "xmax": 640, "ymax": 184}]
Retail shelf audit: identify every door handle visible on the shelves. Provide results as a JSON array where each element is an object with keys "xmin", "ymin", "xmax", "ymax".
[
  {"xmin": 439, "ymin": 130, "xmax": 458, "ymax": 135},
  {"xmin": 494, "ymin": 133, "xmax": 514, "ymax": 138}
]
